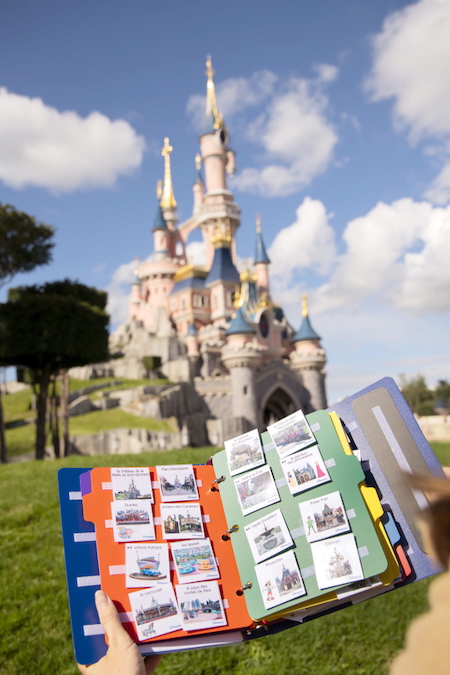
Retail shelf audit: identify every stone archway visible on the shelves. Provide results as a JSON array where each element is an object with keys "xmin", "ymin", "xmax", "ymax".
[{"xmin": 263, "ymin": 387, "xmax": 297, "ymax": 427}]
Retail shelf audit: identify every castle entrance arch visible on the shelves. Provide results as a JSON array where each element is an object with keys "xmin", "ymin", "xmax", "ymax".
[{"xmin": 262, "ymin": 387, "xmax": 297, "ymax": 427}]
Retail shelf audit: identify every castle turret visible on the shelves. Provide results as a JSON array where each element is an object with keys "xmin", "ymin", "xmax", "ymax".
[
  {"xmin": 254, "ymin": 214, "xmax": 271, "ymax": 298},
  {"xmin": 192, "ymin": 154, "xmax": 204, "ymax": 215},
  {"xmin": 160, "ymin": 137, "xmax": 178, "ymax": 232},
  {"xmin": 290, "ymin": 294, "xmax": 327, "ymax": 410},
  {"xmin": 129, "ymin": 257, "xmax": 141, "ymax": 319},
  {"xmin": 205, "ymin": 219, "xmax": 240, "ymax": 325},
  {"xmin": 152, "ymin": 181, "xmax": 171, "ymax": 259},
  {"xmin": 197, "ymin": 56, "xmax": 240, "ymax": 268}
]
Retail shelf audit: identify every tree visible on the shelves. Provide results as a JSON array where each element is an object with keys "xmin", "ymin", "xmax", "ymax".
[
  {"xmin": 0, "ymin": 203, "xmax": 54, "ymax": 463},
  {"xmin": 0, "ymin": 203, "xmax": 54, "ymax": 289},
  {"xmin": 0, "ymin": 280, "xmax": 109, "ymax": 459},
  {"xmin": 399, "ymin": 374, "xmax": 435, "ymax": 416}
]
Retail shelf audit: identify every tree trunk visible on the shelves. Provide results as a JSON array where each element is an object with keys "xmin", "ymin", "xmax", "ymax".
[
  {"xmin": 0, "ymin": 376, "xmax": 7, "ymax": 463},
  {"xmin": 35, "ymin": 369, "xmax": 50, "ymax": 460},
  {"xmin": 50, "ymin": 375, "xmax": 60, "ymax": 458},
  {"xmin": 60, "ymin": 369, "xmax": 70, "ymax": 457}
]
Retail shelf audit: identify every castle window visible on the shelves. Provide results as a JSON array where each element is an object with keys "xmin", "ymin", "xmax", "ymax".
[{"xmin": 243, "ymin": 386, "xmax": 247, "ymax": 395}]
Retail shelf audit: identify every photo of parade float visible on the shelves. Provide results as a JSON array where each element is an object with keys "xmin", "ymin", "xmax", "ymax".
[
  {"xmin": 268, "ymin": 410, "xmax": 316, "ymax": 457},
  {"xmin": 115, "ymin": 506, "xmax": 150, "ymax": 525}
]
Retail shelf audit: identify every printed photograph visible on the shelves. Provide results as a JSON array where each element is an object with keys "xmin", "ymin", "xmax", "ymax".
[
  {"xmin": 280, "ymin": 446, "xmax": 331, "ymax": 495},
  {"xmin": 160, "ymin": 503, "xmax": 205, "ymax": 540},
  {"xmin": 245, "ymin": 509, "xmax": 293, "ymax": 564},
  {"xmin": 176, "ymin": 581, "xmax": 227, "ymax": 631},
  {"xmin": 311, "ymin": 533, "xmax": 364, "ymax": 590},
  {"xmin": 234, "ymin": 465, "xmax": 280, "ymax": 516},
  {"xmin": 268, "ymin": 410, "xmax": 316, "ymax": 458},
  {"xmin": 111, "ymin": 500, "xmax": 155, "ymax": 543},
  {"xmin": 171, "ymin": 539, "xmax": 220, "ymax": 584},
  {"xmin": 128, "ymin": 585, "xmax": 182, "ymax": 640},
  {"xmin": 225, "ymin": 428, "xmax": 265, "ymax": 476},
  {"xmin": 255, "ymin": 550, "xmax": 306, "ymax": 610},
  {"xmin": 111, "ymin": 467, "xmax": 154, "ymax": 503},
  {"xmin": 156, "ymin": 464, "xmax": 199, "ymax": 502},
  {"xmin": 299, "ymin": 490, "xmax": 350, "ymax": 543},
  {"xmin": 125, "ymin": 543, "xmax": 170, "ymax": 588}
]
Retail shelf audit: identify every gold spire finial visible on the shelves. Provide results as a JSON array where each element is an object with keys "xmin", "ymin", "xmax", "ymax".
[
  {"xmin": 156, "ymin": 180, "xmax": 163, "ymax": 200},
  {"xmin": 160, "ymin": 137, "xmax": 177, "ymax": 209},
  {"xmin": 205, "ymin": 55, "xmax": 222, "ymax": 130},
  {"xmin": 133, "ymin": 256, "xmax": 140, "ymax": 277},
  {"xmin": 256, "ymin": 213, "xmax": 261, "ymax": 234},
  {"xmin": 302, "ymin": 293, "xmax": 309, "ymax": 317},
  {"xmin": 195, "ymin": 154, "xmax": 202, "ymax": 171}
]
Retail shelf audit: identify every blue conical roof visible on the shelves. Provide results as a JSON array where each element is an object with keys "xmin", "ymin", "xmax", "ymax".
[
  {"xmin": 226, "ymin": 307, "xmax": 255, "ymax": 336},
  {"xmin": 206, "ymin": 246, "xmax": 240, "ymax": 285},
  {"xmin": 202, "ymin": 110, "xmax": 217, "ymax": 136},
  {"xmin": 187, "ymin": 321, "xmax": 197, "ymax": 336},
  {"xmin": 293, "ymin": 314, "xmax": 321, "ymax": 342},
  {"xmin": 255, "ymin": 229, "xmax": 270, "ymax": 264},
  {"xmin": 152, "ymin": 205, "xmax": 168, "ymax": 232}
]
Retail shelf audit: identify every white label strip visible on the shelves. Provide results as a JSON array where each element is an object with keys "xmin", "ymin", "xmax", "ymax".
[
  {"xmin": 263, "ymin": 442, "xmax": 275, "ymax": 453},
  {"xmin": 109, "ymin": 565, "xmax": 126, "ymax": 575},
  {"xmin": 84, "ymin": 612, "xmax": 133, "ymax": 636},
  {"xmin": 152, "ymin": 481, "xmax": 159, "ymax": 489},
  {"xmin": 223, "ymin": 599, "xmax": 230, "ymax": 609},
  {"xmin": 69, "ymin": 491, "xmax": 82, "ymax": 501},
  {"xmin": 358, "ymin": 546, "xmax": 369, "ymax": 558},
  {"xmin": 105, "ymin": 519, "xmax": 113, "ymax": 529},
  {"xmin": 347, "ymin": 421, "xmax": 358, "ymax": 432},
  {"xmin": 310, "ymin": 423, "xmax": 321, "ymax": 432},
  {"xmin": 102, "ymin": 482, "xmax": 113, "ymax": 490},
  {"xmin": 120, "ymin": 611, "xmax": 133, "ymax": 623},
  {"xmin": 154, "ymin": 517, "xmax": 162, "ymax": 526},
  {"xmin": 202, "ymin": 515, "xmax": 210, "ymax": 523},
  {"xmin": 74, "ymin": 532, "xmax": 96, "ymax": 543},
  {"xmin": 276, "ymin": 477, "xmax": 287, "ymax": 488},
  {"xmin": 196, "ymin": 480, "xmax": 203, "ymax": 487},
  {"xmin": 77, "ymin": 575, "xmax": 101, "ymax": 587},
  {"xmin": 291, "ymin": 526, "xmax": 305, "ymax": 539},
  {"xmin": 347, "ymin": 509, "xmax": 356, "ymax": 520},
  {"xmin": 325, "ymin": 458, "xmax": 336, "ymax": 468},
  {"xmin": 372, "ymin": 405, "xmax": 429, "ymax": 511},
  {"xmin": 300, "ymin": 565, "xmax": 316, "ymax": 579}
]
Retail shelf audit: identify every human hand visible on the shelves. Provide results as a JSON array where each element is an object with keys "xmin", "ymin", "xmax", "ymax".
[{"xmin": 77, "ymin": 590, "xmax": 162, "ymax": 675}]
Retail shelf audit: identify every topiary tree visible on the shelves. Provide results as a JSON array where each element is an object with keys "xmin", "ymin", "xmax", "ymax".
[
  {"xmin": 142, "ymin": 355, "xmax": 162, "ymax": 379},
  {"xmin": 0, "ymin": 280, "xmax": 109, "ymax": 459}
]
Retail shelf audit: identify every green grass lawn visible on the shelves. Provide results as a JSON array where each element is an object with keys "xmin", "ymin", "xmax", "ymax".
[{"xmin": 0, "ymin": 448, "xmax": 442, "ymax": 675}]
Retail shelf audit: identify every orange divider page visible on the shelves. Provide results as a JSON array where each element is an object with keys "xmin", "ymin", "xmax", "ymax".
[{"xmin": 82, "ymin": 465, "xmax": 253, "ymax": 644}]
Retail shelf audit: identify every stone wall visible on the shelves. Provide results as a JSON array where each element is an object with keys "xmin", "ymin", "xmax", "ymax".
[
  {"xmin": 417, "ymin": 415, "xmax": 450, "ymax": 442},
  {"xmin": 66, "ymin": 427, "xmax": 184, "ymax": 456}
]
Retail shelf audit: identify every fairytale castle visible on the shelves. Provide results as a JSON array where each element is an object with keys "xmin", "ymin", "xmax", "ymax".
[{"xmin": 108, "ymin": 58, "xmax": 327, "ymax": 445}]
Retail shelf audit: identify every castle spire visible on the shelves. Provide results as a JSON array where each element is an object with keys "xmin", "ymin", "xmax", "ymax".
[
  {"xmin": 293, "ymin": 294, "xmax": 321, "ymax": 342},
  {"xmin": 160, "ymin": 137, "xmax": 177, "ymax": 209},
  {"xmin": 254, "ymin": 214, "xmax": 270, "ymax": 265},
  {"xmin": 302, "ymin": 293, "xmax": 308, "ymax": 317},
  {"xmin": 204, "ymin": 55, "xmax": 223, "ymax": 133}
]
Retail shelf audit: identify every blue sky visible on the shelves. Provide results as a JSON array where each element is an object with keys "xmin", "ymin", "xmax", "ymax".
[{"xmin": 1, "ymin": 0, "xmax": 450, "ymax": 403}]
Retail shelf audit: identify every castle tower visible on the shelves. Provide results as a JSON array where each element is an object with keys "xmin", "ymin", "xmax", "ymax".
[
  {"xmin": 197, "ymin": 57, "xmax": 239, "ymax": 269},
  {"xmin": 152, "ymin": 181, "xmax": 171, "ymax": 259},
  {"xmin": 160, "ymin": 137, "xmax": 178, "ymax": 234},
  {"xmin": 254, "ymin": 214, "xmax": 271, "ymax": 298},
  {"xmin": 192, "ymin": 154, "xmax": 204, "ymax": 215},
  {"xmin": 129, "ymin": 257, "xmax": 141, "ymax": 319},
  {"xmin": 290, "ymin": 294, "xmax": 327, "ymax": 410},
  {"xmin": 205, "ymin": 219, "xmax": 240, "ymax": 325}
]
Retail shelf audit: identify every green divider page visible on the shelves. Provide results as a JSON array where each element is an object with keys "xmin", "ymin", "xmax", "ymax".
[{"xmin": 212, "ymin": 411, "xmax": 388, "ymax": 622}]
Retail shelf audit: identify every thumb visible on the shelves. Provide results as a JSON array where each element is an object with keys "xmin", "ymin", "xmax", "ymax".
[{"xmin": 95, "ymin": 590, "xmax": 133, "ymax": 649}]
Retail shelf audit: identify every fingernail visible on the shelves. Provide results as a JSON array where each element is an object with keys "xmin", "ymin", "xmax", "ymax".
[{"xmin": 95, "ymin": 590, "xmax": 109, "ymax": 608}]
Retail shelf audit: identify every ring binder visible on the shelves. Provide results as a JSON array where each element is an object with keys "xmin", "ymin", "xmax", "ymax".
[
  {"xmin": 222, "ymin": 524, "xmax": 239, "ymax": 540},
  {"xmin": 211, "ymin": 475, "xmax": 226, "ymax": 491},
  {"xmin": 236, "ymin": 582, "xmax": 252, "ymax": 596}
]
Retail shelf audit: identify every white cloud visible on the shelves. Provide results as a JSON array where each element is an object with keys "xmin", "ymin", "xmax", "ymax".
[
  {"xmin": 269, "ymin": 197, "xmax": 337, "ymax": 289},
  {"xmin": 185, "ymin": 240, "xmax": 207, "ymax": 267},
  {"xmin": 365, "ymin": 0, "xmax": 450, "ymax": 202},
  {"xmin": 106, "ymin": 259, "xmax": 136, "ymax": 326},
  {"xmin": 312, "ymin": 198, "xmax": 450, "ymax": 315},
  {"xmin": 187, "ymin": 66, "xmax": 338, "ymax": 197},
  {"xmin": 0, "ymin": 88, "xmax": 145, "ymax": 192}
]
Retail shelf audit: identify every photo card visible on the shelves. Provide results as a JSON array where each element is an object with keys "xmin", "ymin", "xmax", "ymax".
[
  {"xmin": 225, "ymin": 428, "xmax": 265, "ymax": 476},
  {"xmin": 234, "ymin": 465, "xmax": 279, "ymax": 516},
  {"xmin": 255, "ymin": 550, "xmax": 306, "ymax": 610},
  {"xmin": 311, "ymin": 533, "xmax": 364, "ymax": 590},
  {"xmin": 125, "ymin": 543, "xmax": 170, "ymax": 588},
  {"xmin": 244, "ymin": 509, "xmax": 293, "ymax": 564},
  {"xmin": 111, "ymin": 467, "xmax": 153, "ymax": 503},
  {"xmin": 171, "ymin": 538, "xmax": 220, "ymax": 584},
  {"xmin": 299, "ymin": 491, "xmax": 350, "ymax": 544},
  {"xmin": 268, "ymin": 410, "xmax": 316, "ymax": 458},
  {"xmin": 160, "ymin": 503, "xmax": 205, "ymax": 540},
  {"xmin": 129, "ymin": 585, "xmax": 182, "ymax": 641},
  {"xmin": 176, "ymin": 581, "xmax": 227, "ymax": 632},
  {"xmin": 111, "ymin": 500, "xmax": 155, "ymax": 543},
  {"xmin": 280, "ymin": 445, "xmax": 331, "ymax": 496},
  {"xmin": 156, "ymin": 464, "xmax": 199, "ymax": 502}
]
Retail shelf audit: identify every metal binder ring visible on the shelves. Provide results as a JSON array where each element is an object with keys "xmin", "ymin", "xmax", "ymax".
[
  {"xmin": 211, "ymin": 475, "xmax": 226, "ymax": 491},
  {"xmin": 222, "ymin": 524, "xmax": 239, "ymax": 540},
  {"xmin": 236, "ymin": 582, "xmax": 252, "ymax": 596}
]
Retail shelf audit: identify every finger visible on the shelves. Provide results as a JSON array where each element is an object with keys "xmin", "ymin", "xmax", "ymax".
[
  {"xmin": 95, "ymin": 590, "xmax": 134, "ymax": 649},
  {"xmin": 144, "ymin": 654, "xmax": 163, "ymax": 675}
]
